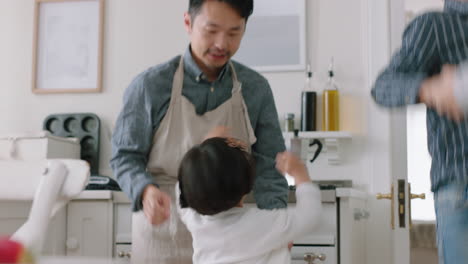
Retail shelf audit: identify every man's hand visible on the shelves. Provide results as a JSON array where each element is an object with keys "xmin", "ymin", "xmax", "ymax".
[
  {"xmin": 419, "ymin": 64, "xmax": 464, "ymax": 122},
  {"xmin": 142, "ymin": 185, "xmax": 171, "ymax": 225}
]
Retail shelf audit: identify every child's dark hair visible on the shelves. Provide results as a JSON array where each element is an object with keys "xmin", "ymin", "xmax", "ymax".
[
  {"xmin": 188, "ymin": 0, "xmax": 254, "ymax": 22},
  {"xmin": 178, "ymin": 137, "xmax": 255, "ymax": 215}
]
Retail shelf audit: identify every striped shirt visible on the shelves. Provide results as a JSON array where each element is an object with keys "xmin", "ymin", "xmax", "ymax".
[
  {"xmin": 111, "ymin": 47, "xmax": 288, "ymax": 211},
  {"xmin": 454, "ymin": 60, "xmax": 468, "ymax": 112},
  {"xmin": 371, "ymin": 0, "xmax": 468, "ymax": 191}
]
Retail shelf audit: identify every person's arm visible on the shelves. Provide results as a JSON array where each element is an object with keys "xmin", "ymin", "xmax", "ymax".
[
  {"xmin": 419, "ymin": 64, "xmax": 464, "ymax": 121},
  {"xmin": 242, "ymin": 183, "xmax": 321, "ymax": 254},
  {"xmin": 371, "ymin": 14, "xmax": 436, "ymax": 107},
  {"xmin": 251, "ymin": 84, "xmax": 288, "ymax": 210},
  {"xmin": 283, "ymin": 182, "xmax": 322, "ymax": 241},
  {"xmin": 110, "ymin": 74, "xmax": 157, "ymax": 212},
  {"xmin": 274, "ymin": 152, "xmax": 322, "ymax": 242},
  {"xmin": 237, "ymin": 153, "xmax": 321, "ymax": 257}
]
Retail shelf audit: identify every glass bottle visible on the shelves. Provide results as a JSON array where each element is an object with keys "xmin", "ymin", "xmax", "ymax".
[
  {"xmin": 322, "ymin": 58, "xmax": 339, "ymax": 131},
  {"xmin": 301, "ymin": 64, "xmax": 317, "ymax": 131},
  {"xmin": 284, "ymin": 113, "xmax": 295, "ymax": 132}
]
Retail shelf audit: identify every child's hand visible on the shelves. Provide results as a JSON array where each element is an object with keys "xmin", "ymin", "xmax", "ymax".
[
  {"xmin": 275, "ymin": 152, "xmax": 310, "ymax": 185},
  {"xmin": 204, "ymin": 126, "xmax": 231, "ymax": 140}
]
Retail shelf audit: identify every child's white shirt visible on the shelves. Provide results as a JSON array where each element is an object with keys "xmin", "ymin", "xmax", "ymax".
[{"xmin": 176, "ymin": 182, "xmax": 322, "ymax": 264}]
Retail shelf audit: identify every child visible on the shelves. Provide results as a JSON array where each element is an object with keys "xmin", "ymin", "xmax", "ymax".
[{"xmin": 176, "ymin": 137, "xmax": 322, "ymax": 264}]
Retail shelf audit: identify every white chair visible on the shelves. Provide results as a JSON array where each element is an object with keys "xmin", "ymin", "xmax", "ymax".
[{"xmin": 0, "ymin": 159, "xmax": 89, "ymax": 257}]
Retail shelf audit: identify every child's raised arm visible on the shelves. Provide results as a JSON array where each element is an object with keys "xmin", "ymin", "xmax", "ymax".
[{"xmin": 275, "ymin": 152, "xmax": 310, "ymax": 185}]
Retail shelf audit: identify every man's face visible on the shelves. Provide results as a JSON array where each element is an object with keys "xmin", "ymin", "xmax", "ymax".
[{"xmin": 184, "ymin": 0, "xmax": 246, "ymax": 73}]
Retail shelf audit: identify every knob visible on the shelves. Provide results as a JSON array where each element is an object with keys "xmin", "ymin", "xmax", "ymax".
[
  {"xmin": 66, "ymin": 237, "xmax": 79, "ymax": 250},
  {"xmin": 316, "ymin": 253, "xmax": 326, "ymax": 261},
  {"xmin": 304, "ymin": 252, "xmax": 326, "ymax": 263},
  {"xmin": 354, "ymin": 208, "xmax": 370, "ymax": 220},
  {"xmin": 118, "ymin": 251, "xmax": 131, "ymax": 258}
]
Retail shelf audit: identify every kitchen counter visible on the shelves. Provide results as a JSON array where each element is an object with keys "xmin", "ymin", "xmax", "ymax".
[
  {"xmin": 38, "ymin": 256, "xmax": 118, "ymax": 264},
  {"xmin": 244, "ymin": 186, "xmax": 366, "ymax": 204},
  {"xmin": 72, "ymin": 190, "xmax": 130, "ymax": 203},
  {"xmin": 74, "ymin": 186, "xmax": 366, "ymax": 204}
]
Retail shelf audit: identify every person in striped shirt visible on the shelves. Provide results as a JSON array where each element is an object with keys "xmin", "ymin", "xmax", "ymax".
[{"xmin": 371, "ymin": 1, "xmax": 468, "ymax": 263}]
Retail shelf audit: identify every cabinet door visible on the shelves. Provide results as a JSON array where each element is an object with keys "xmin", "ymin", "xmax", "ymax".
[
  {"xmin": 114, "ymin": 203, "xmax": 132, "ymax": 244},
  {"xmin": 339, "ymin": 197, "xmax": 366, "ymax": 264},
  {"xmin": 66, "ymin": 201, "xmax": 113, "ymax": 257},
  {"xmin": 0, "ymin": 201, "xmax": 66, "ymax": 255}
]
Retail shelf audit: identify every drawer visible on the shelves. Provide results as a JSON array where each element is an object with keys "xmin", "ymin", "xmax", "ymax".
[
  {"xmin": 291, "ymin": 246, "xmax": 337, "ymax": 264},
  {"xmin": 115, "ymin": 243, "xmax": 131, "ymax": 264}
]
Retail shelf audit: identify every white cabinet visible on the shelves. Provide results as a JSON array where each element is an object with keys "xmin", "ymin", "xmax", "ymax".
[
  {"xmin": 113, "ymin": 192, "xmax": 132, "ymax": 263},
  {"xmin": 1, "ymin": 188, "xmax": 364, "ymax": 263},
  {"xmin": 2, "ymin": 189, "xmax": 365, "ymax": 263},
  {"xmin": 0, "ymin": 131, "xmax": 79, "ymax": 256},
  {"xmin": 338, "ymin": 194, "xmax": 367, "ymax": 264},
  {"xmin": 65, "ymin": 190, "xmax": 132, "ymax": 261},
  {"xmin": 0, "ymin": 201, "xmax": 67, "ymax": 256},
  {"xmin": 288, "ymin": 188, "xmax": 367, "ymax": 264},
  {"xmin": 66, "ymin": 199, "xmax": 113, "ymax": 257}
]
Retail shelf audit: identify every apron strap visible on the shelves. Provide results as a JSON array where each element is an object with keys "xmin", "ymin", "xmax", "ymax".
[
  {"xmin": 168, "ymin": 56, "xmax": 185, "ymax": 108},
  {"xmin": 228, "ymin": 61, "xmax": 242, "ymax": 94}
]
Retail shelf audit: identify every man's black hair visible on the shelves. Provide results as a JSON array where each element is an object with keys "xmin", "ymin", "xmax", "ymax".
[
  {"xmin": 188, "ymin": 0, "xmax": 254, "ymax": 21},
  {"xmin": 178, "ymin": 137, "xmax": 255, "ymax": 215}
]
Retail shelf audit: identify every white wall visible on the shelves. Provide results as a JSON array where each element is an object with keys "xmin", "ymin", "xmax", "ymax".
[
  {"xmin": 406, "ymin": 0, "xmax": 443, "ymax": 14},
  {"xmin": 0, "ymin": 0, "xmax": 188, "ymax": 177},
  {"xmin": 0, "ymin": 0, "xmax": 370, "ymax": 186}
]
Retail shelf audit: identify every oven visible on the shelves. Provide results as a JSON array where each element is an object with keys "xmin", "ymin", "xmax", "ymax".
[{"xmin": 288, "ymin": 186, "xmax": 340, "ymax": 264}]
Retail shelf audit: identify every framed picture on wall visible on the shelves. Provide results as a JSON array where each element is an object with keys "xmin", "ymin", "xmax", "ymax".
[
  {"xmin": 232, "ymin": 0, "xmax": 306, "ymax": 72},
  {"xmin": 32, "ymin": 0, "xmax": 105, "ymax": 94}
]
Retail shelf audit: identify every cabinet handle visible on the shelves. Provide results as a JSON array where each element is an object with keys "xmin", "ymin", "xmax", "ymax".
[
  {"xmin": 304, "ymin": 252, "xmax": 326, "ymax": 263},
  {"xmin": 66, "ymin": 237, "xmax": 79, "ymax": 250},
  {"xmin": 118, "ymin": 251, "xmax": 131, "ymax": 258}
]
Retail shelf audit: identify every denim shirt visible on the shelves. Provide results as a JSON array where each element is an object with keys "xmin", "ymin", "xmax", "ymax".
[
  {"xmin": 111, "ymin": 47, "xmax": 288, "ymax": 211},
  {"xmin": 371, "ymin": 0, "xmax": 468, "ymax": 191}
]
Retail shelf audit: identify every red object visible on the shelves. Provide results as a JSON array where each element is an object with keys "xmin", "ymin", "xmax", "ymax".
[{"xmin": 0, "ymin": 237, "xmax": 23, "ymax": 263}]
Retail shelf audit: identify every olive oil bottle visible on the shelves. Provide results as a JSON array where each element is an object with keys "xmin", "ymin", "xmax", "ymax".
[{"xmin": 322, "ymin": 58, "xmax": 339, "ymax": 131}]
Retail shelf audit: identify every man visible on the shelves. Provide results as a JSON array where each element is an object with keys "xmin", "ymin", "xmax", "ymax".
[
  {"xmin": 110, "ymin": 0, "xmax": 288, "ymax": 263},
  {"xmin": 371, "ymin": 1, "xmax": 468, "ymax": 263}
]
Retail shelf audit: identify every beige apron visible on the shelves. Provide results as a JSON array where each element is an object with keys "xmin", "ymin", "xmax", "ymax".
[{"xmin": 131, "ymin": 56, "xmax": 256, "ymax": 264}]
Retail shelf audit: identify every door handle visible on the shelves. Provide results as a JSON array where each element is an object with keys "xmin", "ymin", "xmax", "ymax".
[
  {"xmin": 410, "ymin": 193, "xmax": 425, "ymax": 199},
  {"xmin": 376, "ymin": 184, "xmax": 395, "ymax": 229},
  {"xmin": 376, "ymin": 193, "xmax": 392, "ymax": 200},
  {"xmin": 408, "ymin": 183, "xmax": 426, "ymax": 229}
]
